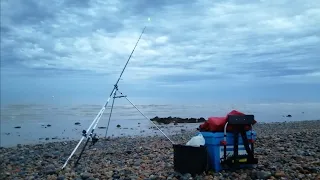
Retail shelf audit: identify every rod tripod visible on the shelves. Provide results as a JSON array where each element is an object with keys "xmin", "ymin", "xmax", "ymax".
[
  {"xmin": 104, "ymin": 87, "xmax": 124, "ymax": 138},
  {"xmin": 104, "ymin": 86, "xmax": 174, "ymax": 144},
  {"xmin": 71, "ymin": 85, "xmax": 174, "ymax": 168}
]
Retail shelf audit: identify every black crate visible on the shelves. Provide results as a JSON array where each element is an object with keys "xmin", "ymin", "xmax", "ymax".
[{"xmin": 173, "ymin": 144, "xmax": 210, "ymax": 175}]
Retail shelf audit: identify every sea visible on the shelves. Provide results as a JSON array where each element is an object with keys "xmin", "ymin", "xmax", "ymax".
[{"xmin": 1, "ymin": 102, "xmax": 320, "ymax": 147}]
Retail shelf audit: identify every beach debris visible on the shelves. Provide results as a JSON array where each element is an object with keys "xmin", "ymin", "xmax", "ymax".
[
  {"xmin": 14, "ymin": 126, "xmax": 21, "ymax": 129},
  {"xmin": 74, "ymin": 122, "xmax": 81, "ymax": 125},
  {"xmin": 116, "ymin": 124, "xmax": 121, "ymax": 128},
  {"xmin": 186, "ymin": 134, "xmax": 205, "ymax": 147},
  {"xmin": 286, "ymin": 114, "xmax": 292, "ymax": 117},
  {"xmin": 47, "ymin": 124, "xmax": 51, "ymax": 127},
  {"xmin": 98, "ymin": 126, "xmax": 106, "ymax": 129}
]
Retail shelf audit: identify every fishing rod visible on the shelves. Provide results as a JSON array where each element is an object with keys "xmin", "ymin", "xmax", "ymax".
[{"xmin": 61, "ymin": 26, "xmax": 146, "ymax": 170}]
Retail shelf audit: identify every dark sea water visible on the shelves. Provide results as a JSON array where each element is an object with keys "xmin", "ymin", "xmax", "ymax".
[{"xmin": 1, "ymin": 102, "xmax": 319, "ymax": 147}]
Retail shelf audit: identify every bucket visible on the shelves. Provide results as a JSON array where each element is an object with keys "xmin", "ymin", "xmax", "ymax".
[{"xmin": 173, "ymin": 144, "xmax": 210, "ymax": 175}]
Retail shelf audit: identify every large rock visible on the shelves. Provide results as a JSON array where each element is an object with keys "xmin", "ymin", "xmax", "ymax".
[{"xmin": 150, "ymin": 116, "xmax": 206, "ymax": 124}]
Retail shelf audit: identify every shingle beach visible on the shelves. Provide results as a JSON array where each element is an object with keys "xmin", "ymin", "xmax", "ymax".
[{"xmin": 1, "ymin": 120, "xmax": 319, "ymax": 180}]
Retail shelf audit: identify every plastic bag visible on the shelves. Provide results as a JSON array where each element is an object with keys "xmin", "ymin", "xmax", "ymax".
[{"xmin": 186, "ymin": 134, "xmax": 205, "ymax": 147}]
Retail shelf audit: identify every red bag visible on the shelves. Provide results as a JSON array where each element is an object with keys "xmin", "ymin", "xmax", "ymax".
[
  {"xmin": 199, "ymin": 110, "xmax": 256, "ymax": 132},
  {"xmin": 199, "ymin": 116, "xmax": 226, "ymax": 132}
]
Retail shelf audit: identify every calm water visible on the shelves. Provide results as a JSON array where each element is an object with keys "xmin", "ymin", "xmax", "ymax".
[{"xmin": 1, "ymin": 102, "xmax": 320, "ymax": 147}]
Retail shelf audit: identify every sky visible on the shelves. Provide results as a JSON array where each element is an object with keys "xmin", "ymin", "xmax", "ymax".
[{"xmin": 1, "ymin": 0, "xmax": 320, "ymax": 106}]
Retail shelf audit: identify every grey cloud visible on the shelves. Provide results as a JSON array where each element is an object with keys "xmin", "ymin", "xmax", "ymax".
[
  {"xmin": 1, "ymin": 66, "xmax": 110, "ymax": 79},
  {"xmin": 91, "ymin": 17, "xmax": 125, "ymax": 33},
  {"xmin": 1, "ymin": 0, "xmax": 320, "ymax": 85},
  {"xmin": 154, "ymin": 73, "xmax": 228, "ymax": 83},
  {"xmin": 237, "ymin": 61, "xmax": 318, "ymax": 77},
  {"xmin": 0, "ymin": 25, "xmax": 10, "ymax": 34},
  {"xmin": 63, "ymin": 0, "xmax": 91, "ymax": 8},
  {"xmin": 124, "ymin": 0, "xmax": 195, "ymax": 15},
  {"xmin": 2, "ymin": 0, "xmax": 56, "ymax": 25}
]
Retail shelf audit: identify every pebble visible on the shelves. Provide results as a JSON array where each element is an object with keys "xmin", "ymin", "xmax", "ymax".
[
  {"xmin": 80, "ymin": 172, "xmax": 91, "ymax": 179},
  {"xmin": 57, "ymin": 175, "xmax": 65, "ymax": 180},
  {"xmin": 0, "ymin": 120, "xmax": 319, "ymax": 180},
  {"xmin": 274, "ymin": 171, "xmax": 286, "ymax": 177},
  {"xmin": 256, "ymin": 170, "xmax": 272, "ymax": 179}
]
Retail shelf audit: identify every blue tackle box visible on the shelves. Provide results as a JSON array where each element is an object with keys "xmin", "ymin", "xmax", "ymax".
[{"xmin": 199, "ymin": 130, "xmax": 257, "ymax": 172}]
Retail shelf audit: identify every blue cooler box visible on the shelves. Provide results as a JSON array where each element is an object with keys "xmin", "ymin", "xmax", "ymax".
[{"xmin": 199, "ymin": 130, "xmax": 257, "ymax": 172}]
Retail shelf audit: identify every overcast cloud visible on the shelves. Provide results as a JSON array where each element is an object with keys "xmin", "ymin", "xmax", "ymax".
[{"xmin": 1, "ymin": 0, "xmax": 320, "ymax": 105}]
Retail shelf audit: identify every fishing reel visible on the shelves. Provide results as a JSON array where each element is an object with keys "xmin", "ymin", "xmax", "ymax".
[
  {"xmin": 82, "ymin": 130, "xmax": 87, "ymax": 137},
  {"xmin": 90, "ymin": 133, "xmax": 99, "ymax": 147}
]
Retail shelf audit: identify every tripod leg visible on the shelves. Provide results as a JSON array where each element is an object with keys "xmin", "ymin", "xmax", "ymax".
[
  {"xmin": 233, "ymin": 131, "xmax": 239, "ymax": 166},
  {"xmin": 122, "ymin": 94, "xmax": 175, "ymax": 144},
  {"xmin": 105, "ymin": 91, "xmax": 117, "ymax": 138}
]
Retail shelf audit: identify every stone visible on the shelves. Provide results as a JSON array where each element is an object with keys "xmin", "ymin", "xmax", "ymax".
[
  {"xmin": 112, "ymin": 174, "xmax": 120, "ymax": 179},
  {"xmin": 57, "ymin": 175, "xmax": 65, "ymax": 180},
  {"xmin": 274, "ymin": 171, "xmax": 286, "ymax": 177},
  {"xmin": 81, "ymin": 172, "xmax": 91, "ymax": 180},
  {"xmin": 256, "ymin": 171, "xmax": 272, "ymax": 179},
  {"xmin": 43, "ymin": 165, "xmax": 57, "ymax": 175}
]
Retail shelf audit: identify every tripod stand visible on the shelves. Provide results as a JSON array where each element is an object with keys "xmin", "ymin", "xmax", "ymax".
[
  {"xmin": 71, "ymin": 85, "xmax": 174, "ymax": 168},
  {"xmin": 104, "ymin": 85, "xmax": 174, "ymax": 143}
]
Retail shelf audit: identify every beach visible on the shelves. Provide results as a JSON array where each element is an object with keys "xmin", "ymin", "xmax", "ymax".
[{"xmin": 1, "ymin": 119, "xmax": 319, "ymax": 180}]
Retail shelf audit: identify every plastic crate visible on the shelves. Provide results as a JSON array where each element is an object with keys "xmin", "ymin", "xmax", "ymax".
[
  {"xmin": 199, "ymin": 130, "xmax": 257, "ymax": 172},
  {"xmin": 173, "ymin": 144, "xmax": 210, "ymax": 175}
]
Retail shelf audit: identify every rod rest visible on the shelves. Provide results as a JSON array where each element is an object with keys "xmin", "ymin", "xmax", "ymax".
[{"xmin": 220, "ymin": 115, "xmax": 258, "ymax": 169}]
